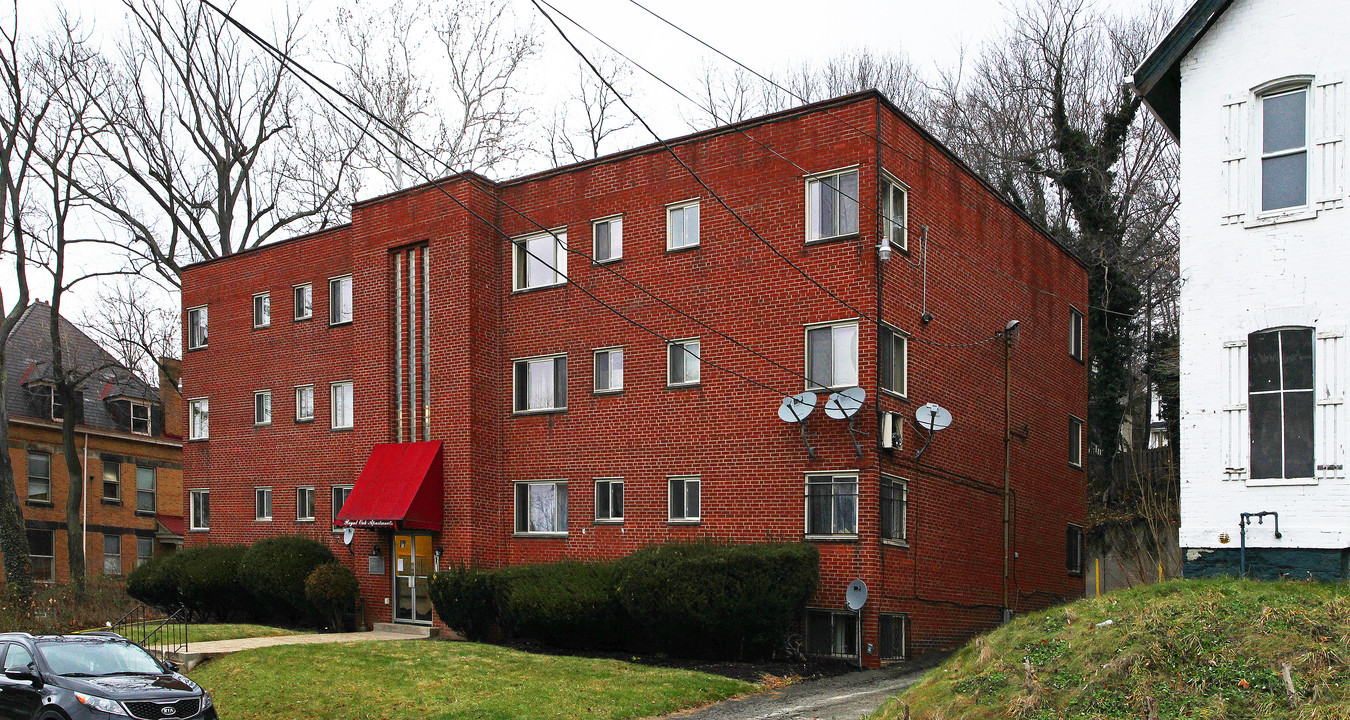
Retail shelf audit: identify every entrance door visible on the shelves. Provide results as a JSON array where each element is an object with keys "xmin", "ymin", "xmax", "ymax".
[{"xmin": 392, "ymin": 534, "xmax": 433, "ymax": 623}]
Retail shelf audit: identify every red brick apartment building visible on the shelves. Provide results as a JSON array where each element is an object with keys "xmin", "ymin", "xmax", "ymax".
[{"xmin": 180, "ymin": 90, "xmax": 1088, "ymax": 665}]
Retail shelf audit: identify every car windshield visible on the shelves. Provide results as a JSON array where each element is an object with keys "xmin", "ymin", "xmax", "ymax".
[{"xmin": 37, "ymin": 641, "xmax": 164, "ymax": 677}]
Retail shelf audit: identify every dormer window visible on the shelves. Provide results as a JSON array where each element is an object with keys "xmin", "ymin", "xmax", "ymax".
[
  {"xmin": 1259, "ymin": 84, "xmax": 1309, "ymax": 212},
  {"xmin": 130, "ymin": 401, "xmax": 151, "ymax": 436}
]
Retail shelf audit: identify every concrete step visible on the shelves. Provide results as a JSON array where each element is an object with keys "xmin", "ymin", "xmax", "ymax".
[{"xmin": 371, "ymin": 622, "xmax": 439, "ymax": 638}]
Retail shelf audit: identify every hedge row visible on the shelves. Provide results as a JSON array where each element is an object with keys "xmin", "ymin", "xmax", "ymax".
[
  {"xmin": 427, "ymin": 542, "xmax": 818, "ymax": 659},
  {"xmin": 126, "ymin": 536, "xmax": 353, "ymax": 626}
]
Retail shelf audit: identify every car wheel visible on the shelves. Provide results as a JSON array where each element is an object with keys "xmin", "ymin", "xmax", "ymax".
[{"xmin": 36, "ymin": 711, "xmax": 69, "ymax": 720}]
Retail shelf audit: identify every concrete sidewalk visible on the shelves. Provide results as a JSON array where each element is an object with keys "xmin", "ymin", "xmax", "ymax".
[
  {"xmin": 661, "ymin": 666, "xmax": 926, "ymax": 720},
  {"xmin": 171, "ymin": 624, "xmax": 435, "ymax": 670}
]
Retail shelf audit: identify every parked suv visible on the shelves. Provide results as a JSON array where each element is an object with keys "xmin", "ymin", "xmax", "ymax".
[{"xmin": 0, "ymin": 632, "xmax": 216, "ymax": 720}]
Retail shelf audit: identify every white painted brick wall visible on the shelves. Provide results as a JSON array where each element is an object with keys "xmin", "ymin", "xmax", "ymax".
[{"xmin": 1178, "ymin": 0, "xmax": 1350, "ymax": 550}]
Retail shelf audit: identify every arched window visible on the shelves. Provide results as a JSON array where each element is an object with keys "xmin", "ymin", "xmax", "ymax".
[
  {"xmin": 1248, "ymin": 327, "xmax": 1315, "ymax": 478},
  {"xmin": 1255, "ymin": 77, "xmax": 1313, "ymax": 212}
]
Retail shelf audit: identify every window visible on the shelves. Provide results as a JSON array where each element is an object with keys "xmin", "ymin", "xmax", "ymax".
[
  {"xmin": 1260, "ymin": 86, "xmax": 1308, "ymax": 212},
  {"xmin": 806, "ymin": 169, "xmax": 859, "ymax": 242},
  {"xmin": 27, "ymin": 529, "xmax": 54, "ymax": 582},
  {"xmin": 4, "ymin": 643, "xmax": 34, "ymax": 672},
  {"xmin": 189, "ymin": 489, "xmax": 209, "ymax": 530},
  {"xmin": 667, "ymin": 339, "xmax": 701, "ymax": 387},
  {"xmin": 188, "ymin": 398, "xmax": 209, "ymax": 440},
  {"xmin": 879, "ymin": 614, "xmax": 908, "ymax": 661},
  {"xmin": 135, "ymin": 536, "xmax": 153, "ymax": 568},
  {"xmin": 593, "ymin": 216, "xmax": 622, "ymax": 262},
  {"xmin": 329, "ymin": 275, "xmax": 353, "ymax": 325},
  {"xmin": 187, "ymin": 306, "xmax": 208, "ymax": 349},
  {"xmin": 1249, "ymin": 327, "xmax": 1315, "ymax": 479},
  {"xmin": 806, "ymin": 609, "xmax": 857, "ymax": 658},
  {"xmin": 513, "ymin": 355, "xmax": 567, "ymax": 413},
  {"xmin": 103, "ymin": 534, "xmax": 122, "ymax": 576},
  {"xmin": 44, "ymin": 384, "xmax": 63, "ymax": 420},
  {"xmin": 1066, "ymin": 524, "xmax": 1084, "ymax": 575},
  {"xmin": 668, "ymin": 476, "xmax": 700, "ymax": 522},
  {"xmin": 879, "ymin": 326, "xmax": 908, "ymax": 396},
  {"xmin": 254, "ymin": 390, "xmax": 272, "ymax": 426},
  {"xmin": 1069, "ymin": 417, "xmax": 1084, "ymax": 468},
  {"xmin": 136, "ymin": 466, "xmax": 156, "ymax": 513},
  {"xmin": 514, "ymin": 481, "xmax": 568, "ymax": 534},
  {"xmin": 26, "ymin": 451, "xmax": 50, "ymax": 502},
  {"xmin": 332, "ymin": 485, "xmax": 353, "ymax": 525},
  {"xmin": 667, "ymin": 201, "xmax": 700, "ymax": 250},
  {"xmin": 1069, "ymin": 307, "xmax": 1084, "ymax": 362},
  {"xmin": 594, "ymin": 479, "xmax": 623, "ymax": 522},
  {"xmin": 882, "ymin": 175, "xmax": 908, "ymax": 249},
  {"xmin": 806, "ymin": 474, "xmax": 858, "ymax": 537},
  {"xmin": 512, "ymin": 230, "xmax": 568, "ymax": 291},
  {"xmin": 130, "ymin": 402, "xmax": 151, "ymax": 435},
  {"xmin": 295, "ymin": 385, "xmax": 314, "ymax": 422},
  {"xmin": 253, "ymin": 292, "xmax": 271, "ymax": 328},
  {"xmin": 593, "ymin": 348, "xmax": 624, "ymax": 394},
  {"xmin": 881, "ymin": 475, "xmax": 907, "ymax": 543},
  {"xmin": 102, "ymin": 460, "xmax": 121, "ymax": 501},
  {"xmin": 331, "ymin": 381, "xmax": 354, "ymax": 429},
  {"xmin": 806, "ymin": 322, "xmax": 859, "ymax": 389},
  {"xmin": 294, "ymin": 283, "xmax": 313, "ymax": 321},
  {"xmin": 255, "ymin": 488, "xmax": 273, "ymax": 521},
  {"xmin": 297, "ymin": 487, "xmax": 315, "ymax": 522}
]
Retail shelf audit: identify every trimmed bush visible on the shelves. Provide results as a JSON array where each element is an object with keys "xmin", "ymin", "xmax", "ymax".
[
  {"xmin": 306, "ymin": 563, "xmax": 360, "ymax": 631},
  {"xmin": 237, "ymin": 536, "xmax": 335, "ymax": 623},
  {"xmin": 175, "ymin": 545, "xmax": 250, "ymax": 622},
  {"xmin": 497, "ymin": 561, "xmax": 623, "ymax": 648},
  {"xmin": 615, "ymin": 542, "xmax": 819, "ymax": 659},
  {"xmin": 125, "ymin": 550, "xmax": 188, "ymax": 612},
  {"xmin": 427, "ymin": 564, "xmax": 501, "ymax": 641}
]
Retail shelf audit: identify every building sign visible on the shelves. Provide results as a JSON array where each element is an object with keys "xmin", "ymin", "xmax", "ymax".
[
  {"xmin": 341, "ymin": 518, "xmax": 396, "ymax": 529},
  {"xmin": 368, "ymin": 554, "xmax": 386, "ymax": 575}
]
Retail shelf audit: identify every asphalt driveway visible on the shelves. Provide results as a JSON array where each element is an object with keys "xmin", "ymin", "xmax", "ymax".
[{"xmin": 661, "ymin": 663, "xmax": 935, "ymax": 720}]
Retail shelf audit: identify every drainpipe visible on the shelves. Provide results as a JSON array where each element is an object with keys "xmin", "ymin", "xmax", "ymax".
[
  {"xmin": 82, "ymin": 432, "xmax": 89, "ymax": 569},
  {"xmin": 1238, "ymin": 511, "xmax": 1281, "ymax": 578},
  {"xmin": 1002, "ymin": 320, "xmax": 1019, "ymax": 622}
]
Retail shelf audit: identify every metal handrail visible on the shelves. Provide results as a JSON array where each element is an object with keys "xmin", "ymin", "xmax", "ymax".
[{"xmin": 107, "ymin": 605, "xmax": 188, "ymax": 657}]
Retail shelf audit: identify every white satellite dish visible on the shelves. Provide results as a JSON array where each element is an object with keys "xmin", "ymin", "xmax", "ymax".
[
  {"xmin": 341, "ymin": 527, "xmax": 355, "ymax": 546},
  {"xmin": 845, "ymin": 579, "xmax": 869, "ymax": 611},
  {"xmin": 824, "ymin": 387, "xmax": 866, "ymax": 419},
  {"xmin": 916, "ymin": 402, "xmax": 953, "ymax": 432},
  {"xmin": 778, "ymin": 391, "xmax": 818, "ymax": 423}
]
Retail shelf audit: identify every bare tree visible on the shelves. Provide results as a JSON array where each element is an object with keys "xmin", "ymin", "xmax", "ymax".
[
  {"xmin": 79, "ymin": 278, "xmax": 179, "ymax": 391},
  {"xmin": 545, "ymin": 56, "xmax": 636, "ymax": 165}
]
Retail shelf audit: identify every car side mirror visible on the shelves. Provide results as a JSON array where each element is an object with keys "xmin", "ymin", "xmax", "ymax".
[
  {"xmin": 4, "ymin": 667, "xmax": 42, "ymax": 687},
  {"xmin": 161, "ymin": 660, "xmax": 180, "ymax": 673}
]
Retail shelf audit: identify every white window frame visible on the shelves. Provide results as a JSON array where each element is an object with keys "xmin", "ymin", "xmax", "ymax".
[
  {"xmin": 188, "ymin": 397, "xmax": 209, "ymax": 440},
  {"xmin": 26, "ymin": 450, "xmax": 51, "ymax": 502},
  {"xmin": 513, "ymin": 480, "xmax": 568, "ymax": 536},
  {"xmin": 296, "ymin": 486, "xmax": 316, "ymax": 522},
  {"xmin": 329, "ymin": 274, "xmax": 353, "ymax": 326},
  {"xmin": 667, "ymin": 475, "xmax": 701, "ymax": 523},
  {"xmin": 805, "ymin": 320, "xmax": 860, "ymax": 391},
  {"xmin": 667, "ymin": 338, "xmax": 701, "ymax": 388},
  {"xmin": 1256, "ymin": 80, "xmax": 1313, "ymax": 216},
  {"xmin": 804, "ymin": 472, "xmax": 859, "ymax": 538},
  {"xmin": 593, "ymin": 347, "xmax": 624, "ymax": 394},
  {"xmin": 129, "ymin": 401, "xmax": 152, "ymax": 435},
  {"xmin": 101, "ymin": 460, "xmax": 121, "ymax": 501},
  {"xmin": 295, "ymin": 385, "xmax": 314, "ymax": 422},
  {"xmin": 512, "ymin": 229, "xmax": 568, "ymax": 291},
  {"xmin": 136, "ymin": 466, "xmax": 157, "ymax": 513},
  {"xmin": 804, "ymin": 166, "xmax": 861, "ymax": 243},
  {"xmin": 28, "ymin": 529, "xmax": 55, "ymax": 582},
  {"xmin": 252, "ymin": 292, "xmax": 271, "ymax": 329},
  {"xmin": 881, "ymin": 172, "xmax": 909, "ymax": 251},
  {"xmin": 293, "ymin": 283, "xmax": 313, "ymax": 321},
  {"xmin": 255, "ymin": 487, "xmax": 273, "ymax": 521},
  {"xmin": 1069, "ymin": 416, "xmax": 1084, "ymax": 468},
  {"xmin": 880, "ymin": 474, "xmax": 908, "ymax": 545},
  {"xmin": 513, "ymin": 353, "xmax": 568, "ymax": 413},
  {"xmin": 592, "ymin": 215, "xmax": 623, "ymax": 263},
  {"xmin": 666, "ymin": 199, "xmax": 700, "ymax": 251},
  {"xmin": 594, "ymin": 478, "xmax": 624, "ymax": 523},
  {"xmin": 1069, "ymin": 307, "xmax": 1084, "ymax": 362},
  {"xmin": 254, "ymin": 390, "xmax": 272, "ymax": 426},
  {"xmin": 879, "ymin": 325, "xmax": 908, "ymax": 397},
  {"xmin": 135, "ymin": 536, "xmax": 153, "ymax": 568},
  {"xmin": 332, "ymin": 485, "xmax": 353, "ymax": 529},
  {"xmin": 187, "ymin": 306, "xmax": 208, "ymax": 350},
  {"xmin": 103, "ymin": 534, "xmax": 122, "ymax": 576},
  {"xmin": 189, "ymin": 489, "xmax": 209, "ymax": 531},
  {"xmin": 330, "ymin": 381, "xmax": 354, "ymax": 430}
]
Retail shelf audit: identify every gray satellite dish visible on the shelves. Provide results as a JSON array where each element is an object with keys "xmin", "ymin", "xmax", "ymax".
[
  {"xmin": 342, "ymin": 527, "xmax": 355, "ymax": 546},
  {"xmin": 824, "ymin": 387, "xmax": 866, "ymax": 419},
  {"xmin": 778, "ymin": 391, "xmax": 818, "ymax": 423},
  {"xmin": 916, "ymin": 402, "xmax": 953, "ymax": 432},
  {"xmin": 845, "ymin": 579, "xmax": 868, "ymax": 611}
]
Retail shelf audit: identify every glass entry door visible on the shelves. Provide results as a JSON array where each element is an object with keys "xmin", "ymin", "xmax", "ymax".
[{"xmin": 392, "ymin": 534, "xmax": 433, "ymax": 623}]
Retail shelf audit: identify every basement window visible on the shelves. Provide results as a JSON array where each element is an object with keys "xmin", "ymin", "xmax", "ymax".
[
  {"xmin": 1066, "ymin": 524, "xmax": 1084, "ymax": 575},
  {"xmin": 879, "ymin": 613, "xmax": 908, "ymax": 661},
  {"xmin": 806, "ymin": 609, "xmax": 857, "ymax": 658}
]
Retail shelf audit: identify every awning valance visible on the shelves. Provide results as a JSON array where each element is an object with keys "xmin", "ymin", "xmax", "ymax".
[{"xmin": 335, "ymin": 441, "xmax": 443, "ymax": 531}]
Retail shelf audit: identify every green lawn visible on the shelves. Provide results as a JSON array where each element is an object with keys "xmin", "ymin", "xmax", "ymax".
[
  {"xmin": 115, "ymin": 623, "xmax": 308, "ymax": 645},
  {"xmin": 190, "ymin": 640, "xmax": 756, "ymax": 720}
]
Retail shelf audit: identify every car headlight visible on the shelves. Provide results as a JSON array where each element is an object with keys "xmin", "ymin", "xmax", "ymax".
[
  {"xmin": 75, "ymin": 693, "xmax": 129, "ymax": 716},
  {"xmin": 202, "ymin": 690, "xmax": 214, "ymax": 709}
]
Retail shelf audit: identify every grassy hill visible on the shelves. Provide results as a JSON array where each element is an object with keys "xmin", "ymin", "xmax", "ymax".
[{"xmin": 874, "ymin": 579, "xmax": 1350, "ymax": 720}]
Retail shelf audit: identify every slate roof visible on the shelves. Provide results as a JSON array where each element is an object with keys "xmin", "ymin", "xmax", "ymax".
[
  {"xmin": 4, "ymin": 302, "xmax": 161, "ymax": 434},
  {"xmin": 1133, "ymin": 0, "xmax": 1235, "ymax": 140}
]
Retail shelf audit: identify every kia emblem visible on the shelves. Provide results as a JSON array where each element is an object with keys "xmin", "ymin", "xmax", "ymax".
[{"xmin": 161, "ymin": 707, "xmax": 177, "ymax": 716}]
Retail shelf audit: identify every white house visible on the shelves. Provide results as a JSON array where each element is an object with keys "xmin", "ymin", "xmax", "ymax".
[{"xmin": 1134, "ymin": 0, "xmax": 1349, "ymax": 579}]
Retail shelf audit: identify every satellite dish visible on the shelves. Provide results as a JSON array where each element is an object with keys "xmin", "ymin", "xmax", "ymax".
[
  {"xmin": 342, "ymin": 527, "xmax": 355, "ymax": 546},
  {"xmin": 778, "ymin": 391, "xmax": 818, "ymax": 423},
  {"xmin": 916, "ymin": 402, "xmax": 952, "ymax": 432},
  {"xmin": 845, "ymin": 579, "xmax": 868, "ymax": 611},
  {"xmin": 824, "ymin": 387, "xmax": 866, "ymax": 419}
]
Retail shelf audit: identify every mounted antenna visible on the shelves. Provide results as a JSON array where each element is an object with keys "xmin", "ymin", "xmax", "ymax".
[
  {"xmin": 845, "ymin": 579, "xmax": 868, "ymax": 611},
  {"xmin": 825, "ymin": 387, "xmax": 867, "ymax": 457},
  {"xmin": 913, "ymin": 402, "xmax": 953, "ymax": 461},
  {"xmin": 778, "ymin": 391, "xmax": 818, "ymax": 459}
]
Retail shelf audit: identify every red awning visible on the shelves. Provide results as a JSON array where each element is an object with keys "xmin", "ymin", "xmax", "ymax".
[{"xmin": 335, "ymin": 441, "xmax": 444, "ymax": 531}]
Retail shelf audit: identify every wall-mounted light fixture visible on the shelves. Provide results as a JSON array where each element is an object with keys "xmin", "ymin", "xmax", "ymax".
[{"xmin": 876, "ymin": 240, "xmax": 892, "ymax": 263}]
